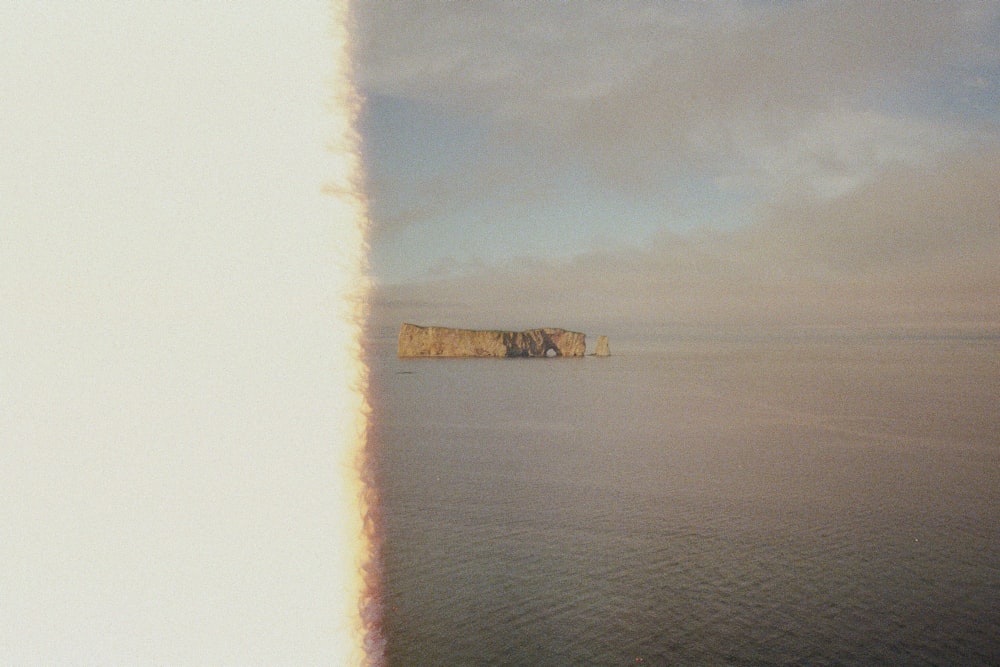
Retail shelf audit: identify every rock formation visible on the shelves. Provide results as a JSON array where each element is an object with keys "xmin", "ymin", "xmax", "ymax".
[
  {"xmin": 594, "ymin": 335, "xmax": 610, "ymax": 357},
  {"xmin": 398, "ymin": 323, "xmax": 586, "ymax": 358}
]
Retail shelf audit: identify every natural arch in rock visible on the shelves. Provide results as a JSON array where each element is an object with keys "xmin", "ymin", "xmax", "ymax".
[{"xmin": 397, "ymin": 323, "xmax": 587, "ymax": 358}]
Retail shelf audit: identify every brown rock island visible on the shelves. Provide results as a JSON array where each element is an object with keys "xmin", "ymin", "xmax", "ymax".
[{"xmin": 397, "ymin": 322, "xmax": 591, "ymax": 358}]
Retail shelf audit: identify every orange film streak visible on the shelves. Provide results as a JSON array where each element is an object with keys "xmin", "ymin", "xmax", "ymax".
[{"xmin": 326, "ymin": 1, "xmax": 382, "ymax": 664}]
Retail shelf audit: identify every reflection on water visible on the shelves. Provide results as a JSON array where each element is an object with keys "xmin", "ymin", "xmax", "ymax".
[{"xmin": 369, "ymin": 335, "xmax": 999, "ymax": 665}]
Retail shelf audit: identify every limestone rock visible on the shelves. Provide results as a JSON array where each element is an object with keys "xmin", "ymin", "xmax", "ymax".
[
  {"xmin": 398, "ymin": 323, "xmax": 586, "ymax": 358},
  {"xmin": 594, "ymin": 335, "xmax": 610, "ymax": 357}
]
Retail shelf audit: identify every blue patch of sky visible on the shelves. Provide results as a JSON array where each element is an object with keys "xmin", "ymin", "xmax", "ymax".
[
  {"xmin": 368, "ymin": 167, "xmax": 747, "ymax": 283},
  {"xmin": 359, "ymin": 94, "xmax": 489, "ymax": 229},
  {"xmin": 862, "ymin": 28, "xmax": 1000, "ymax": 125},
  {"xmin": 361, "ymin": 94, "xmax": 751, "ymax": 283},
  {"xmin": 359, "ymin": 94, "xmax": 487, "ymax": 179},
  {"xmin": 892, "ymin": 66, "xmax": 1000, "ymax": 122}
]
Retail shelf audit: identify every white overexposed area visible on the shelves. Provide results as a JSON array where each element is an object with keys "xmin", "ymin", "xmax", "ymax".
[{"xmin": 1, "ymin": 3, "xmax": 368, "ymax": 664}]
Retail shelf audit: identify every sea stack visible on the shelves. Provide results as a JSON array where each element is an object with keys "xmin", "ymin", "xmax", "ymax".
[
  {"xmin": 398, "ymin": 323, "xmax": 586, "ymax": 358},
  {"xmin": 594, "ymin": 335, "xmax": 611, "ymax": 357}
]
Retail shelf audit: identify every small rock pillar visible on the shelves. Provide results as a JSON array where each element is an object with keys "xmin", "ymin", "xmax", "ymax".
[{"xmin": 594, "ymin": 335, "xmax": 610, "ymax": 357}]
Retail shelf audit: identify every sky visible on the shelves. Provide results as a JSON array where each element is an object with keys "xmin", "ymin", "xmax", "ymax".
[
  {"xmin": 354, "ymin": 1, "xmax": 1000, "ymax": 336},
  {"xmin": 2, "ymin": 3, "xmax": 371, "ymax": 664}
]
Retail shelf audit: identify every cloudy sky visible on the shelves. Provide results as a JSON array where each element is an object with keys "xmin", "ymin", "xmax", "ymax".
[{"xmin": 355, "ymin": 1, "xmax": 999, "ymax": 335}]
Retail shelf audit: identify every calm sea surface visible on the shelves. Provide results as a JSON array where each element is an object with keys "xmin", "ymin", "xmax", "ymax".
[{"xmin": 368, "ymin": 334, "xmax": 999, "ymax": 665}]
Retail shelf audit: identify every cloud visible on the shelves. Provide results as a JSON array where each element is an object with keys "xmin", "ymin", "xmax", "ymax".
[
  {"xmin": 741, "ymin": 145, "xmax": 1000, "ymax": 275},
  {"xmin": 356, "ymin": 1, "xmax": 976, "ymax": 164},
  {"xmin": 357, "ymin": 1, "xmax": 999, "ymax": 331},
  {"xmin": 355, "ymin": 0, "xmax": 998, "ymax": 269},
  {"xmin": 717, "ymin": 108, "xmax": 983, "ymax": 199},
  {"xmin": 373, "ymin": 144, "xmax": 1000, "ymax": 333}
]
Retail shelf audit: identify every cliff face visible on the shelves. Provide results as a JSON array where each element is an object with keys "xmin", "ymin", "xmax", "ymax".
[{"xmin": 398, "ymin": 323, "xmax": 586, "ymax": 358}]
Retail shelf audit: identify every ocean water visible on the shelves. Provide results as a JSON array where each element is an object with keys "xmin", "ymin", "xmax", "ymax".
[{"xmin": 367, "ymin": 333, "xmax": 999, "ymax": 665}]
